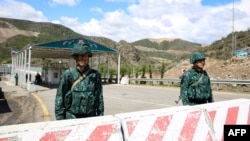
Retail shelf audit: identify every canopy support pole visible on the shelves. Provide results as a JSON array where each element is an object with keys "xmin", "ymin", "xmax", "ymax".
[
  {"xmin": 117, "ymin": 53, "xmax": 120, "ymax": 84},
  {"xmin": 27, "ymin": 46, "xmax": 32, "ymax": 84}
]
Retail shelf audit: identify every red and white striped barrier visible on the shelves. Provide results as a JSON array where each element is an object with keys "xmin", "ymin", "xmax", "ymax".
[
  {"xmin": 1, "ymin": 99, "xmax": 248, "ymax": 141},
  {"xmin": 0, "ymin": 115, "xmax": 123, "ymax": 141},
  {"xmin": 115, "ymin": 106, "xmax": 216, "ymax": 141},
  {"xmin": 197, "ymin": 98, "xmax": 250, "ymax": 141}
]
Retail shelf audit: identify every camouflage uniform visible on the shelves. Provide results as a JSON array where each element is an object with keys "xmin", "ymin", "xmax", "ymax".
[
  {"xmin": 180, "ymin": 52, "xmax": 214, "ymax": 105},
  {"xmin": 55, "ymin": 43, "xmax": 104, "ymax": 120}
]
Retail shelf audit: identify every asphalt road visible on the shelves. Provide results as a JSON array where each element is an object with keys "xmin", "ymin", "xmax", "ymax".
[{"xmin": 33, "ymin": 84, "xmax": 250, "ymax": 122}]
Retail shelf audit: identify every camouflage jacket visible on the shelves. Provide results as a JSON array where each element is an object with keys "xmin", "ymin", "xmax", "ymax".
[
  {"xmin": 180, "ymin": 67, "xmax": 214, "ymax": 105},
  {"xmin": 55, "ymin": 66, "xmax": 104, "ymax": 120}
]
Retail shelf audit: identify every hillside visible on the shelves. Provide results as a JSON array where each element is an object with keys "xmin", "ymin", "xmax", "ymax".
[
  {"xmin": 0, "ymin": 18, "xmax": 84, "ymax": 63},
  {"xmin": 131, "ymin": 38, "xmax": 201, "ymax": 61},
  {"xmin": 0, "ymin": 18, "xmax": 198, "ymax": 66},
  {"xmin": 202, "ymin": 30, "xmax": 250, "ymax": 60},
  {"xmin": 0, "ymin": 17, "xmax": 250, "ymax": 80},
  {"xmin": 0, "ymin": 21, "xmax": 39, "ymax": 42},
  {"xmin": 165, "ymin": 57, "xmax": 250, "ymax": 80}
]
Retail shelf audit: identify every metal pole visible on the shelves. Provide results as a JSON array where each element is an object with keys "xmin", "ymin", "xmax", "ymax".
[
  {"xmin": 13, "ymin": 55, "xmax": 17, "ymax": 82},
  {"xmin": 24, "ymin": 50, "xmax": 27, "ymax": 84},
  {"xmin": 11, "ymin": 55, "xmax": 14, "ymax": 81},
  {"xmin": 21, "ymin": 52, "xmax": 24, "ymax": 87},
  {"xmin": 117, "ymin": 53, "xmax": 121, "ymax": 84},
  {"xmin": 232, "ymin": 0, "xmax": 235, "ymax": 57},
  {"xmin": 28, "ymin": 46, "xmax": 32, "ymax": 84},
  {"xmin": 14, "ymin": 55, "xmax": 17, "ymax": 76},
  {"xmin": 235, "ymin": 33, "xmax": 237, "ymax": 54},
  {"xmin": 18, "ymin": 53, "xmax": 21, "ymax": 85},
  {"xmin": 107, "ymin": 54, "xmax": 109, "ymax": 83}
]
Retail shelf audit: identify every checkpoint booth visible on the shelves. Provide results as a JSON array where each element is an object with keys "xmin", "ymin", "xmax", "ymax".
[{"xmin": 11, "ymin": 38, "xmax": 121, "ymax": 89}]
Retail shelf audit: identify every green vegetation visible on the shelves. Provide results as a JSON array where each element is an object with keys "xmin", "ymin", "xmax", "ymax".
[
  {"xmin": 1, "ymin": 17, "xmax": 250, "ymax": 80},
  {"xmin": 132, "ymin": 39, "xmax": 159, "ymax": 49},
  {"xmin": 202, "ymin": 29, "xmax": 250, "ymax": 60},
  {"xmin": 132, "ymin": 38, "xmax": 201, "ymax": 51},
  {"xmin": 0, "ymin": 18, "xmax": 82, "ymax": 63}
]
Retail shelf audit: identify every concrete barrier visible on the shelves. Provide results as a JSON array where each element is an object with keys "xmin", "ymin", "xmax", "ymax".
[
  {"xmin": 115, "ymin": 106, "xmax": 215, "ymax": 141},
  {"xmin": 0, "ymin": 115, "xmax": 123, "ymax": 141},
  {"xmin": 197, "ymin": 98, "xmax": 250, "ymax": 141},
  {"xmin": 120, "ymin": 77, "xmax": 129, "ymax": 85}
]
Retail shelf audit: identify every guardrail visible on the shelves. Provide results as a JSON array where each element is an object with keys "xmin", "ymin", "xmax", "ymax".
[
  {"xmin": 129, "ymin": 78, "xmax": 250, "ymax": 85},
  {"xmin": 128, "ymin": 78, "xmax": 250, "ymax": 92},
  {"xmin": 210, "ymin": 79, "xmax": 250, "ymax": 85},
  {"xmin": 101, "ymin": 78, "xmax": 117, "ymax": 84}
]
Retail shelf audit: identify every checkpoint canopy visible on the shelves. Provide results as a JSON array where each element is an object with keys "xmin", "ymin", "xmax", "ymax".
[
  {"xmin": 13, "ymin": 38, "xmax": 121, "ymax": 85},
  {"xmin": 32, "ymin": 38, "xmax": 119, "ymax": 59}
]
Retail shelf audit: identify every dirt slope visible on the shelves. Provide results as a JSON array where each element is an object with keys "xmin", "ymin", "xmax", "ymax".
[
  {"xmin": 165, "ymin": 57, "xmax": 250, "ymax": 80},
  {"xmin": 0, "ymin": 20, "xmax": 39, "ymax": 42}
]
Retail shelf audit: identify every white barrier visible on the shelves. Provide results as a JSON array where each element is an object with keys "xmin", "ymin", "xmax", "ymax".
[
  {"xmin": 120, "ymin": 77, "xmax": 129, "ymax": 85},
  {"xmin": 196, "ymin": 98, "xmax": 250, "ymax": 141},
  {"xmin": 1, "ymin": 99, "xmax": 249, "ymax": 141},
  {"xmin": 0, "ymin": 115, "xmax": 123, "ymax": 141},
  {"xmin": 115, "ymin": 106, "xmax": 216, "ymax": 141},
  {"xmin": 27, "ymin": 82, "xmax": 36, "ymax": 92}
]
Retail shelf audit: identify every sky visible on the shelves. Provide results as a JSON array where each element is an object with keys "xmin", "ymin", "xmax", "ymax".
[{"xmin": 0, "ymin": 0, "xmax": 249, "ymax": 45}]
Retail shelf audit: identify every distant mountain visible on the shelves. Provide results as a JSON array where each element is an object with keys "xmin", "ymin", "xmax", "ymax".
[
  {"xmin": 0, "ymin": 17, "xmax": 84, "ymax": 63},
  {"xmin": 131, "ymin": 38, "xmax": 202, "ymax": 61},
  {"xmin": 0, "ymin": 17, "xmax": 201, "ymax": 66},
  {"xmin": 1, "ymin": 17, "xmax": 250, "ymax": 80}
]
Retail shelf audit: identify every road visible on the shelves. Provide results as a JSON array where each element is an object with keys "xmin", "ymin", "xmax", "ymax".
[{"xmin": 33, "ymin": 84, "xmax": 250, "ymax": 122}]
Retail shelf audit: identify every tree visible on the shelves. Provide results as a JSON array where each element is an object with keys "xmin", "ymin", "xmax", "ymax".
[
  {"xmin": 141, "ymin": 65, "xmax": 146, "ymax": 78},
  {"xmin": 140, "ymin": 65, "xmax": 146, "ymax": 84},
  {"xmin": 148, "ymin": 64, "xmax": 153, "ymax": 85},
  {"xmin": 120, "ymin": 66, "xmax": 127, "ymax": 78},
  {"xmin": 159, "ymin": 63, "xmax": 166, "ymax": 85},
  {"xmin": 148, "ymin": 64, "xmax": 152, "ymax": 78},
  {"xmin": 109, "ymin": 68, "xmax": 116, "ymax": 83},
  {"xmin": 127, "ymin": 66, "xmax": 132, "ymax": 78}
]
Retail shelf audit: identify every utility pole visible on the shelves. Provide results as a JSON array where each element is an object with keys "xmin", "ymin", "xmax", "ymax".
[
  {"xmin": 232, "ymin": 0, "xmax": 235, "ymax": 57},
  {"xmin": 234, "ymin": 33, "xmax": 237, "ymax": 54}
]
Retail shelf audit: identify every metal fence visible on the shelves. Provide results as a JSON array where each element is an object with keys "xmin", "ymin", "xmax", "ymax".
[{"xmin": 0, "ymin": 65, "xmax": 11, "ymax": 75}]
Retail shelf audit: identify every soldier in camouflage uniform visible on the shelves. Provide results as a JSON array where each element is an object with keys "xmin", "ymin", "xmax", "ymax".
[
  {"xmin": 55, "ymin": 43, "xmax": 104, "ymax": 120},
  {"xmin": 180, "ymin": 52, "xmax": 214, "ymax": 105}
]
